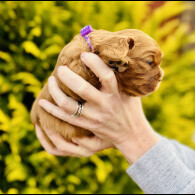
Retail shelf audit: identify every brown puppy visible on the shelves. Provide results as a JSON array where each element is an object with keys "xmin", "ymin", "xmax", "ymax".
[{"xmin": 31, "ymin": 29, "xmax": 164, "ymax": 141}]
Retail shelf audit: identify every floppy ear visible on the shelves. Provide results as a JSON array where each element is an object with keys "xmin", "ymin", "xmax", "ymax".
[{"xmin": 90, "ymin": 32, "xmax": 134, "ymax": 59}]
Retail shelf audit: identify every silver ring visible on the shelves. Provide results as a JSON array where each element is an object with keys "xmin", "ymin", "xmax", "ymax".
[{"xmin": 71, "ymin": 101, "xmax": 84, "ymax": 118}]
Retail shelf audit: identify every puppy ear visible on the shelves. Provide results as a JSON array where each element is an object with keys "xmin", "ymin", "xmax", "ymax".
[
  {"xmin": 127, "ymin": 38, "xmax": 134, "ymax": 50},
  {"xmin": 90, "ymin": 31, "xmax": 134, "ymax": 58},
  {"xmin": 92, "ymin": 37, "xmax": 132, "ymax": 51}
]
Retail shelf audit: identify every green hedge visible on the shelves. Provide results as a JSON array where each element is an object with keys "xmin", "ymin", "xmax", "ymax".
[{"xmin": 0, "ymin": 1, "xmax": 195, "ymax": 194}]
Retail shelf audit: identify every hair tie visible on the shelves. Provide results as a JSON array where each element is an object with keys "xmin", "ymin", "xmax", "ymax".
[{"xmin": 80, "ymin": 25, "xmax": 93, "ymax": 51}]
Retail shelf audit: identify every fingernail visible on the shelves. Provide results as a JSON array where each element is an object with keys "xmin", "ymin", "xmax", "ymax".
[
  {"xmin": 48, "ymin": 76, "xmax": 55, "ymax": 82},
  {"xmin": 58, "ymin": 66, "xmax": 63, "ymax": 74},
  {"xmin": 81, "ymin": 52, "xmax": 88, "ymax": 61},
  {"xmin": 39, "ymin": 99, "xmax": 47, "ymax": 107},
  {"xmin": 58, "ymin": 65, "xmax": 69, "ymax": 73}
]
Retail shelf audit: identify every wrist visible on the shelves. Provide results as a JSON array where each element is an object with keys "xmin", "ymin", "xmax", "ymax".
[{"xmin": 115, "ymin": 124, "xmax": 160, "ymax": 165}]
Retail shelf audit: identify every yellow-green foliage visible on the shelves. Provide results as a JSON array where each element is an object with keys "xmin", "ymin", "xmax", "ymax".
[{"xmin": 0, "ymin": 1, "xmax": 195, "ymax": 194}]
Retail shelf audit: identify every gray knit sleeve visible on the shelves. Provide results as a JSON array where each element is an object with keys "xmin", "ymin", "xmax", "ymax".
[
  {"xmin": 126, "ymin": 138, "xmax": 195, "ymax": 194},
  {"xmin": 169, "ymin": 139, "xmax": 195, "ymax": 170}
]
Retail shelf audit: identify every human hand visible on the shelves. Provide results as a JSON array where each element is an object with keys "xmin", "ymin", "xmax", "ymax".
[
  {"xmin": 35, "ymin": 124, "xmax": 114, "ymax": 157},
  {"xmin": 39, "ymin": 52, "xmax": 160, "ymax": 164}
]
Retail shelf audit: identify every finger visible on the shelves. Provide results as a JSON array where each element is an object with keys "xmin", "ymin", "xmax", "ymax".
[
  {"xmin": 44, "ymin": 129, "xmax": 79, "ymax": 153},
  {"xmin": 48, "ymin": 76, "xmax": 97, "ymax": 119},
  {"xmin": 44, "ymin": 129, "xmax": 94, "ymax": 157},
  {"xmin": 81, "ymin": 52, "xmax": 119, "ymax": 94},
  {"xmin": 48, "ymin": 76, "xmax": 77, "ymax": 114},
  {"xmin": 35, "ymin": 124, "xmax": 71, "ymax": 156},
  {"xmin": 57, "ymin": 65, "xmax": 102, "ymax": 105},
  {"xmin": 35, "ymin": 124, "xmax": 92, "ymax": 157},
  {"xmin": 72, "ymin": 136, "xmax": 114, "ymax": 152},
  {"xmin": 35, "ymin": 124, "xmax": 55, "ymax": 148},
  {"xmin": 39, "ymin": 99, "xmax": 95, "ymax": 131}
]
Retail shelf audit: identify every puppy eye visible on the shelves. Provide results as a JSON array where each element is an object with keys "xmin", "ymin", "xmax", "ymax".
[
  {"xmin": 117, "ymin": 61, "xmax": 122, "ymax": 65},
  {"xmin": 146, "ymin": 61, "xmax": 153, "ymax": 66},
  {"xmin": 123, "ymin": 61, "xmax": 128, "ymax": 66},
  {"xmin": 109, "ymin": 61, "xmax": 114, "ymax": 64}
]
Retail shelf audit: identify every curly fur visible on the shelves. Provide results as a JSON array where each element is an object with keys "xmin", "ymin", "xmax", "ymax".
[{"xmin": 31, "ymin": 29, "xmax": 164, "ymax": 141}]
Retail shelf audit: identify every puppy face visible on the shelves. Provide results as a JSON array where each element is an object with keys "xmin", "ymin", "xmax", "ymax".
[{"xmin": 90, "ymin": 29, "xmax": 164, "ymax": 96}]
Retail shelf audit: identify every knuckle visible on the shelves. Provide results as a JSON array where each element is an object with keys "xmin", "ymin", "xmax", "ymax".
[
  {"xmin": 101, "ymin": 99, "xmax": 113, "ymax": 114},
  {"xmin": 56, "ymin": 143, "xmax": 64, "ymax": 150},
  {"xmin": 55, "ymin": 146, "xmax": 61, "ymax": 151},
  {"xmin": 50, "ymin": 108, "xmax": 68, "ymax": 122},
  {"xmin": 99, "ymin": 95, "xmax": 121, "ymax": 119},
  {"xmin": 60, "ymin": 98, "xmax": 69, "ymax": 109},
  {"xmin": 105, "ymin": 106, "xmax": 115, "ymax": 117},
  {"xmin": 78, "ymin": 82, "xmax": 89, "ymax": 97},
  {"xmin": 60, "ymin": 112, "xmax": 67, "ymax": 121},
  {"xmin": 94, "ymin": 115, "xmax": 104, "ymax": 125},
  {"xmin": 101, "ymin": 71, "xmax": 115, "ymax": 84},
  {"xmin": 91, "ymin": 117, "xmax": 104, "ymax": 132}
]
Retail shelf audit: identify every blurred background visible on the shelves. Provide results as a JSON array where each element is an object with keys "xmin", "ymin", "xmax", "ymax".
[{"xmin": 0, "ymin": 1, "xmax": 195, "ymax": 194}]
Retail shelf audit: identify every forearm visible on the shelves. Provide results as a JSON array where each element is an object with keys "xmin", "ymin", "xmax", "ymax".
[
  {"xmin": 115, "ymin": 119, "xmax": 195, "ymax": 194},
  {"xmin": 115, "ymin": 117, "xmax": 160, "ymax": 165}
]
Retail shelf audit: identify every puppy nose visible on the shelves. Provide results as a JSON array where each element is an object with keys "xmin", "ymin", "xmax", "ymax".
[
  {"xmin": 113, "ymin": 66, "xmax": 118, "ymax": 71},
  {"xmin": 159, "ymin": 79, "xmax": 162, "ymax": 82}
]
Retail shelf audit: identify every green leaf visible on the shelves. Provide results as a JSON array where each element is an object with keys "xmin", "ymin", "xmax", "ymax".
[
  {"xmin": 11, "ymin": 72, "xmax": 41, "ymax": 87},
  {"xmin": 22, "ymin": 41, "xmax": 40, "ymax": 58},
  {"xmin": 0, "ymin": 109, "xmax": 10, "ymax": 132},
  {"xmin": 30, "ymin": 26, "xmax": 42, "ymax": 37},
  {"xmin": 0, "ymin": 51, "xmax": 13, "ymax": 63},
  {"xmin": 0, "ymin": 74, "xmax": 12, "ymax": 94}
]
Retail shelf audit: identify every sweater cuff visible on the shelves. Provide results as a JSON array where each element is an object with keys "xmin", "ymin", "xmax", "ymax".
[{"xmin": 126, "ymin": 138, "xmax": 195, "ymax": 194}]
